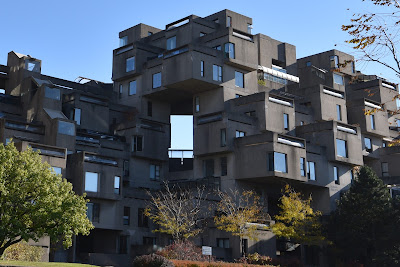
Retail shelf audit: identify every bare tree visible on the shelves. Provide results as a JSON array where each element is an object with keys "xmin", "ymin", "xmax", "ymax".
[{"xmin": 145, "ymin": 182, "xmax": 209, "ymax": 240}]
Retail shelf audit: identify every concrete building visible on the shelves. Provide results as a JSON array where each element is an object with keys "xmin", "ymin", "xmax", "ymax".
[{"xmin": 1, "ymin": 9, "xmax": 399, "ymax": 266}]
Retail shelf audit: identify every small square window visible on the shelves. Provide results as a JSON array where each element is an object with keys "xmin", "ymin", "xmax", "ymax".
[
  {"xmin": 138, "ymin": 208, "xmax": 149, "ymax": 227},
  {"xmin": 87, "ymin": 203, "xmax": 100, "ymax": 222},
  {"xmin": 333, "ymin": 73, "xmax": 344, "ymax": 85},
  {"xmin": 132, "ymin": 136, "xmax": 143, "ymax": 152},
  {"xmin": 224, "ymin": 43, "xmax": 235, "ymax": 59}
]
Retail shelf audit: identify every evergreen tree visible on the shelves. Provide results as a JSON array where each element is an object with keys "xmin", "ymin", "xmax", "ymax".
[{"xmin": 331, "ymin": 166, "xmax": 400, "ymax": 266}]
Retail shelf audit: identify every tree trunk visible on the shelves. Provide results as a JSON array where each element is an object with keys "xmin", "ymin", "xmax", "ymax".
[{"xmin": 0, "ymin": 246, "xmax": 7, "ymax": 258}]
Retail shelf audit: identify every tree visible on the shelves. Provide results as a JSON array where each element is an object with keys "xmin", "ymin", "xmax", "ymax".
[
  {"xmin": 342, "ymin": 0, "xmax": 400, "ymax": 79},
  {"xmin": 330, "ymin": 166, "xmax": 400, "ymax": 265},
  {"xmin": 271, "ymin": 185, "xmax": 326, "ymax": 246},
  {"xmin": 0, "ymin": 142, "xmax": 93, "ymax": 256},
  {"xmin": 145, "ymin": 182, "xmax": 209, "ymax": 240},
  {"xmin": 214, "ymin": 189, "xmax": 268, "ymax": 256}
]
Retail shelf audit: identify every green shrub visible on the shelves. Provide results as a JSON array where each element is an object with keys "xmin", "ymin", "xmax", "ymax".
[
  {"xmin": 1, "ymin": 241, "xmax": 43, "ymax": 262},
  {"xmin": 133, "ymin": 253, "xmax": 173, "ymax": 267}
]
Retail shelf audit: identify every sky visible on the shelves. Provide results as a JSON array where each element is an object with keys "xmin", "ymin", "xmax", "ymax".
[{"xmin": 0, "ymin": 0, "xmax": 394, "ymax": 149}]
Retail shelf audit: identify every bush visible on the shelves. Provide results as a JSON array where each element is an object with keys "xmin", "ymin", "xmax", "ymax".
[
  {"xmin": 237, "ymin": 252, "xmax": 272, "ymax": 265},
  {"xmin": 171, "ymin": 259, "xmax": 272, "ymax": 267},
  {"xmin": 157, "ymin": 240, "xmax": 210, "ymax": 261},
  {"xmin": 1, "ymin": 241, "xmax": 43, "ymax": 262},
  {"xmin": 133, "ymin": 254, "xmax": 173, "ymax": 267}
]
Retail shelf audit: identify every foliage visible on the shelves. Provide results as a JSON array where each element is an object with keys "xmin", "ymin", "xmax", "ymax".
[
  {"xmin": 342, "ymin": 0, "xmax": 400, "ymax": 78},
  {"xmin": 157, "ymin": 240, "xmax": 210, "ymax": 261},
  {"xmin": 0, "ymin": 143, "xmax": 93, "ymax": 256},
  {"xmin": 257, "ymin": 80, "xmax": 266, "ymax": 86},
  {"xmin": 145, "ymin": 182, "xmax": 209, "ymax": 240},
  {"xmin": 133, "ymin": 254, "xmax": 173, "ymax": 267},
  {"xmin": 236, "ymin": 252, "xmax": 272, "ymax": 265},
  {"xmin": 330, "ymin": 166, "xmax": 400, "ymax": 266},
  {"xmin": 1, "ymin": 241, "xmax": 43, "ymax": 262},
  {"xmin": 271, "ymin": 185, "xmax": 326, "ymax": 245},
  {"xmin": 171, "ymin": 259, "xmax": 273, "ymax": 267},
  {"xmin": 214, "ymin": 190, "xmax": 267, "ymax": 241}
]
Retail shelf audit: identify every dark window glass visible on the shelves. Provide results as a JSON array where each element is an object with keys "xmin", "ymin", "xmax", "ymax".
[
  {"xmin": 87, "ymin": 203, "xmax": 100, "ymax": 223},
  {"xmin": 132, "ymin": 136, "xmax": 143, "ymax": 152},
  {"xmin": 123, "ymin": 206, "xmax": 130, "ymax": 225},
  {"xmin": 148, "ymin": 101, "xmax": 152, "ymax": 117},
  {"xmin": 382, "ymin": 162, "xmax": 389, "ymax": 177},
  {"xmin": 220, "ymin": 128, "xmax": 226, "ymax": 147},
  {"xmin": 203, "ymin": 159, "xmax": 214, "ymax": 177},
  {"xmin": 337, "ymin": 105, "xmax": 342, "ymax": 121},
  {"xmin": 138, "ymin": 208, "xmax": 149, "ymax": 227},
  {"xmin": 371, "ymin": 115, "xmax": 375, "ymax": 130},
  {"xmin": 221, "ymin": 157, "xmax": 227, "ymax": 176},
  {"xmin": 201, "ymin": 61, "xmax": 204, "ymax": 77},
  {"xmin": 217, "ymin": 238, "xmax": 230, "ymax": 248},
  {"xmin": 300, "ymin": 157, "xmax": 306, "ymax": 177}
]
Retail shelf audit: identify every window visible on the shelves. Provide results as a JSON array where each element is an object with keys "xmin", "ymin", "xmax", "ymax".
[
  {"xmin": 148, "ymin": 31, "xmax": 153, "ymax": 36},
  {"xmin": 397, "ymin": 98, "xmax": 400, "ymax": 110},
  {"xmin": 85, "ymin": 172, "xmax": 99, "ymax": 192},
  {"xmin": 123, "ymin": 206, "xmax": 130, "ymax": 225},
  {"xmin": 236, "ymin": 94, "xmax": 243, "ymax": 98},
  {"xmin": 129, "ymin": 81, "xmax": 136, "ymax": 95},
  {"xmin": 307, "ymin": 161, "xmax": 316, "ymax": 180},
  {"xmin": 334, "ymin": 166, "xmax": 339, "ymax": 184},
  {"xmin": 247, "ymin": 24, "xmax": 252, "ymax": 34},
  {"xmin": 382, "ymin": 162, "xmax": 389, "ymax": 177},
  {"xmin": 336, "ymin": 105, "xmax": 342, "ymax": 121},
  {"xmin": 333, "ymin": 73, "xmax": 344, "ymax": 85},
  {"xmin": 119, "ymin": 84, "xmax": 123, "ymax": 98},
  {"xmin": 214, "ymin": 18, "xmax": 219, "ymax": 24},
  {"xmin": 114, "ymin": 176, "xmax": 120, "ymax": 194},
  {"xmin": 58, "ymin": 121, "xmax": 75, "ymax": 136},
  {"xmin": 397, "ymin": 119, "xmax": 400, "ymax": 128},
  {"xmin": 268, "ymin": 152, "xmax": 287, "ymax": 173},
  {"xmin": 365, "ymin": 137, "xmax": 372, "ymax": 152},
  {"xmin": 214, "ymin": 45, "xmax": 222, "ymax": 51},
  {"xmin": 52, "ymin": 166, "xmax": 62, "ymax": 175},
  {"xmin": 150, "ymin": 164, "xmax": 160, "ymax": 180},
  {"xmin": 283, "ymin": 113, "xmax": 289, "ymax": 130},
  {"xmin": 119, "ymin": 36, "xmax": 128, "ymax": 47},
  {"xmin": 132, "ymin": 135, "xmax": 143, "ymax": 152},
  {"xmin": 350, "ymin": 170, "xmax": 354, "ymax": 182},
  {"xmin": 45, "ymin": 87, "xmax": 60, "ymax": 100},
  {"xmin": 166, "ymin": 36, "xmax": 176, "ymax": 50},
  {"xmin": 138, "ymin": 208, "xmax": 149, "ymax": 227},
  {"xmin": 148, "ymin": 101, "xmax": 152, "ymax": 117},
  {"xmin": 300, "ymin": 157, "xmax": 306, "ymax": 177},
  {"xmin": 126, "ymin": 56, "xmax": 135, "ymax": 72},
  {"xmin": 73, "ymin": 108, "xmax": 81, "ymax": 125},
  {"xmin": 195, "ymin": 96, "xmax": 200, "ymax": 112},
  {"xmin": 217, "ymin": 238, "xmax": 230, "ymax": 248},
  {"xmin": 152, "ymin": 72, "xmax": 161, "ymax": 88},
  {"xmin": 370, "ymin": 114, "xmax": 375, "ymax": 130},
  {"xmin": 235, "ymin": 71, "xmax": 244, "ymax": 88},
  {"xmin": 224, "ymin": 43, "xmax": 235, "ymax": 59},
  {"xmin": 119, "ymin": 236, "xmax": 128, "ymax": 254},
  {"xmin": 203, "ymin": 159, "xmax": 214, "ymax": 177},
  {"xmin": 330, "ymin": 55, "xmax": 339, "ymax": 68},
  {"xmin": 220, "ymin": 128, "xmax": 226, "ymax": 147},
  {"xmin": 336, "ymin": 139, "xmax": 347, "ymax": 157},
  {"xmin": 213, "ymin": 65, "xmax": 222, "ymax": 81},
  {"xmin": 300, "ymin": 121, "xmax": 304, "ymax": 126},
  {"xmin": 351, "ymin": 61, "xmax": 355, "ymax": 74},
  {"xmin": 221, "ymin": 157, "xmax": 227, "ymax": 176},
  {"xmin": 306, "ymin": 61, "xmax": 312, "ymax": 67},
  {"xmin": 143, "ymin": 237, "xmax": 156, "ymax": 245},
  {"xmin": 200, "ymin": 61, "xmax": 204, "ymax": 77},
  {"xmin": 200, "ymin": 32, "xmax": 206, "ymax": 37},
  {"xmin": 123, "ymin": 160, "xmax": 129, "ymax": 177},
  {"xmin": 235, "ymin": 130, "xmax": 245, "ymax": 138},
  {"xmin": 226, "ymin": 16, "xmax": 232, "ymax": 27},
  {"xmin": 87, "ymin": 203, "xmax": 100, "ymax": 223},
  {"xmin": 25, "ymin": 60, "xmax": 40, "ymax": 72}
]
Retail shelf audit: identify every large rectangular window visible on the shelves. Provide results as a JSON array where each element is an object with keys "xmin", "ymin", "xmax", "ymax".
[
  {"xmin": 333, "ymin": 73, "xmax": 344, "ymax": 85},
  {"xmin": 152, "ymin": 72, "xmax": 161, "ymax": 88},
  {"xmin": 200, "ymin": 61, "xmax": 204, "ymax": 77},
  {"xmin": 221, "ymin": 157, "xmax": 227, "ymax": 176},
  {"xmin": 336, "ymin": 139, "xmax": 347, "ymax": 158},
  {"xmin": 166, "ymin": 36, "xmax": 176, "ymax": 50},
  {"xmin": 58, "ymin": 121, "xmax": 75, "ymax": 136},
  {"xmin": 382, "ymin": 162, "xmax": 389, "ymax": 177},
  {"xmin": 370, "ymin": 114, "xmax": 375, "ymax": 130},
  {"xmin": 85, "ymin": 172, "xmax": 99, "ymax": 192},
  {"xmin": 336, "ymin": 105, "xmax": 342, "ymax": 121},
  {"xmin": 129, "ymin": 81, "xmax": 136, "ymax": 95},
  {"xmin": 224, "ymin": 43, "xmax": 235, "ymax": 59},
  {"xmin": 334, "ymin": 166, "xmax": 339, "ymax": 184},
  {"xmin": 284, "ymin": 113, "xmax": 289, "ymax": 130},
  {"xmin": 87, "ymin": 203, "xmax": 100, "ymax": 223},
  {"xmin": 235, "ymin": 71, "xmax": 244, "ymax": 88},
  {"xmin": 132, "ymin": 136, "xmax": 143, "ymax": 152},
  {"xmin": 300, "ymin": 157, "xmax": 306, "ymax": 177},
  {"xmin": 365, "ymin": 137, "xmax": 372, "ymax": 152},
  {"xmin": 213, "ymin": 65, "xmax": 222, "ymax": 82},
  {"xmin": 45, "ymin": 87, "xmax": 61, "ymax": 100},
  {"xmin": 220, "ymin": 128, "xmax": 226, "ymax": 147},
  {"xmin": 150, "ymin": 164, "xmax": 160, "ymax": 180},
  {"xmin": 138, "ymin": 208, "xmax": 149, "ymax": 227},
  {"xmin": 217, "ymin": 238, "xmax": 230, "ymax": 248},
  {"xmin": 203, "ymin": 159, "xmax": 214, "ymax": 177},
  {"xmin": 307, "ymin": 161, "xmax": 316, "ymax": 180},
  {"xmin": 114, "ymin": 176, "xmax": 120, "ymax": 194},
  {"xmin": 126, "ymin": 56, "xmax": 135, "ymax": 72},
  {"xmin": 268, "ymin": 152, "xmax": 287, "ymax": 173},
  {"xmin": 123, "ymin": 206, "xmax": 130, "ymax": 225}
]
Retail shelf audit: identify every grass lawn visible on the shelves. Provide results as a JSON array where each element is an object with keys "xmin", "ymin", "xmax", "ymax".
[{"xmin": 0, "ymin": 260, "xmax": 98, "ymax": 267}]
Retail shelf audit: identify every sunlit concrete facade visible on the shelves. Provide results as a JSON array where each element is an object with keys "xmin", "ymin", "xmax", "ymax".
[{"xmin": 1, "ymin": 9, "xmax": 400, "ymax": 266}]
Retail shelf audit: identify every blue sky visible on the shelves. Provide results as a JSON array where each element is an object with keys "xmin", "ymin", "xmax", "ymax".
[{"xmin": 0, "ymin": 0, "xmax": 392, "ymax": 149}]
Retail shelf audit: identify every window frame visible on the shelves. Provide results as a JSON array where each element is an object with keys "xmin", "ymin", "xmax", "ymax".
[
  {"xmin": 200, "ymin": 61, "xmax": 205, "ymax": 77},
  {"xmin": 213, "ymin": 65, "xmax": 222, "ymax": 82},
  {"xmin": 300, "ymin": 157, "xmax": 306, "ymax": 177},
  {"xmin": 150, "ymin": 164, "xmax": 161, "ymax": 180},
  {"xmin": 152, "ymin": 72, "xmax": 162, "ymax": 89},
  {"xmin": 336, "ymin": 138, "xmax": 348, "ymax": 158},
  {"xmin": 114, "ymin": 176, "xmax": 121, "ymax": 194},
  {"xmin": 166, "ymin": 36, "xmax": 177, "ymax": 50},
  {"xmin": 334, "ymin": 166, "xmax": 339, "ymax": 184},
  {"xmin": 235, "ymin": 71, "xmax": 244, "ymax": 88},
  {"xmin": 364, "ymin": 137, "xmax": 372, "ymax": 152},
  {"xmin": 370, "ymin": 114, "xmax": 375, "ymax": 130},
  {"xmin": 123, "ymin": 206, "xmax": 130, "ymax": 226},
  {"xmin": 132, "ymin": 135, "xmax": 143, "ymax": 152},
  {"xmin": 307, "ymin": 161, "xmax": 316, "ymax": 180},
  {"xmin": 129, "ymin": 80, "xmax": 137, "ymax": 95},
  {"xmin": 138, "ymin": 208, "xmax": 149, "ymax": 227},
  {"xmin": 220, "ymin": 157, "xmax": 227, "ymax": 176},
  {"xmin": 336, "ymin": 104, "xmax": 342, "ymax": 121},
  {"xmin": 224, "ymin": 43, "xmax": 235, "ymax": 59},
  {"xmin": 84, "ymin": 172, "xmax": 99, "ymax": 192},
  {"xmin": 283, "ymin": 113, "xmax": 289, "ymax": 130},
  {"xmin": 220, "ymin": 128, "xmax": 227, "ymax": 147},
  {"xmin": 126, "ymin": 56, "xmax": 135, "ymax": 72}
]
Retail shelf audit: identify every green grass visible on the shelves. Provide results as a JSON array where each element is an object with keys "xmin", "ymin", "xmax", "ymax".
[{"xmin": 0, "ymin": 260, "xmax": 98, "ymax": 267}]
